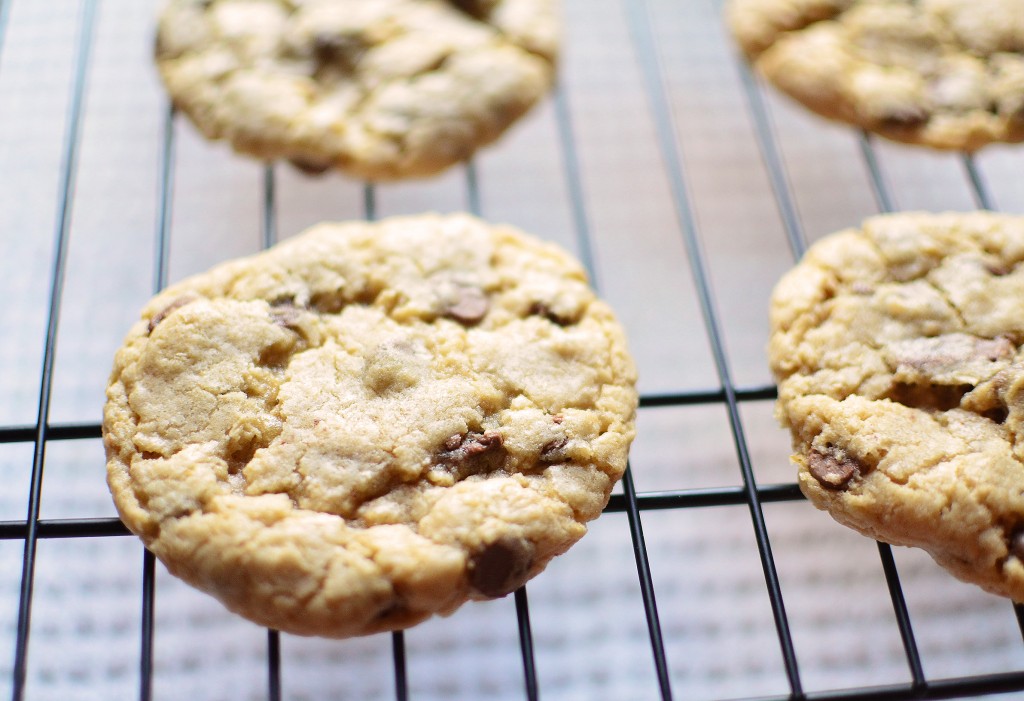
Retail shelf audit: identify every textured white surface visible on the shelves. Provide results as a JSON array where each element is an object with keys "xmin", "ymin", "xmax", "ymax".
[{"xmin": 2, "ymin": 0, "xmax": 1024, "ymax": 699}]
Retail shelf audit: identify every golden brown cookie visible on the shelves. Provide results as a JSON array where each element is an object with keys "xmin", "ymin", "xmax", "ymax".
[
  {"xmin": 155, "ymin": 0, "xmax": 558, "ymax": 179},
  {"xmin": 727, "ymin": 0, "xmax": 1024, "ymax": 151},
  {"xmin": 104, "ymin": 213, "xmax": 637, "ymax": 637},
  {"xmin": 769, "ymin": 212, "xmax": 1024, "ymax": 600}
]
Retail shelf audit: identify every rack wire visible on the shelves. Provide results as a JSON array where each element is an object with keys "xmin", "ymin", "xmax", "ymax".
[{"xmin": 3, "ymin": 0, "xmax": 1024, "ymax": 699}]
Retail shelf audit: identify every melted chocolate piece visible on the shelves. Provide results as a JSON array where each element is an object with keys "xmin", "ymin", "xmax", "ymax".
[
  {"xmin": 879, "ymin": 104, "xmax": 929, "ymax": 128},
  {"xmin": 1009, "ymin": 529, "xmax": 1024, "ymax": 561},
  {"xmin": 985, "ymin": 262, "xmax": 1012, "ymax": 277},
  {"xmin": 469, "ymin": 537, "xmax": 534, "ymax": 597},
  {"xmin": 449, "ymin": 0, "xmax": 498, "ymax": 19},
  {"xmin": 528, "ymin": 301, "xmax": 569, "ymax": 326},
  {"xmin": 289, "ymin": 157, "xmax": 333, "ymax": 176},
  {"xmin": 436, "ymin": 430, "xmax": 506, "ymax": 479},
  {"xmin": 444, "ymin": 286, "xmax": 489, "ymax": 325},
  {"xmin": 147, "ymin": 296, "xmax": 196, "ymax": 334},
  {"xmin": 807, "ymin": 447, "xmax": 861, "ymax": 490},
  {"xmin": 312, "ymin": 32, "xmax": 366, "ymax": 70}
]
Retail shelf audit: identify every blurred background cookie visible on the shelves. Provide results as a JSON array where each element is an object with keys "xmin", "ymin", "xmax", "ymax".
[
  {"xmin": 727, "ymin": 0, "xmax": 1024, "ymax": 151},
  {"xmin": 155, "ymin": 0, "xmax": 559, "ymax": 179}
]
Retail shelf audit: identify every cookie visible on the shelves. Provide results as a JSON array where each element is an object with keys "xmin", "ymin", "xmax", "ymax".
[
  {"xmin": 769, "ymin": 211, "xmax": 1024, "ymax": 600},
  {"xmin": 103, "ymin": 213, "xmax": 637, "ymax": 638},
  {"xmin": 155, "ymin": 0, "xmax": 558, "ymax": 180},
  {"xmin": 726, "ymin": 0, "xmax": 1024, "ymax": 151}
]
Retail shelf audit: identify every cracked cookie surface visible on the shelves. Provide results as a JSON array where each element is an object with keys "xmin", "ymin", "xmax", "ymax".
[
  {"xmin": 726, "ymin": 0, "xmax": 1024, "ymax": 151},
  {"xmin": 770, "ymin": 212, "xmax": 1024, "ymax": 601},
  {"xmin": 104, "ymin": 213, "xmax": 637, "ymax": 637},
  {"xmin": 155, "ymin": 0, "xmax": 558, "ymax": 180}
]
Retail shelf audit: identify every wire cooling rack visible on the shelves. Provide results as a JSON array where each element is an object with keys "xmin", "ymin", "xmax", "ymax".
[{"xmin": 4, "ymin": 0, "xmax": 1024, "ymax": 700}]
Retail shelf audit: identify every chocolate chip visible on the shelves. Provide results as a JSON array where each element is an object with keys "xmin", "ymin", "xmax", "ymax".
[
  {"xmin": 450, "ymin": 0, "xmax": 482, "ymax": 16},
  {"xmin": 985, "ymin": 262, "xmax": 1012, "ymax": 277},
  {"xmin": 147, "ymin": 296, "xmax": 196, "ymax": 333},
  {"xmin": 289, "ymin": 157, "xmax": 332, "ymax": 176},
  {"xmin": 449, "ymin": 0, "xmax": 499, "ymax": 18},
  {"xmin": 444, "ymin": 286, "xmax": 489, "ymax": 325},
  {"xmin": 1010, "ymin": 529, "xmax": 1024, "ymax": 561},
  {"xmin": 879, "ymin": 105, "xmax": 929, "ymax": 128},
  {"xmin": 469, "ymin": 537, "xmax": 534, "ymax": 597},
  {"xmin": 309, "ymin": 289, "xmax": 348, "ymax": 314},
  {"xmin": 540, "ymin": 437, "xmax": 568, "ymax": 462},
  {"xmin": 461, "ymin": 430, "xmax": 503, "ymax": 458},
  {"xmin": 436, "ymin": 430, "xmax": 506, "ymax": 478},
  {"xmin": 373, "ymin": 602, "xmax": 407, "ymax": 623},
  {"xmin": 982, "ymin": 405, "xmax": 1010, "ymax": 424},
  {"xmin": 312, "ymin": 32, "xmax": 366, "ymax": 69},
  {"xmin": 528, "ymin": 302, "xmax": 568, "ymax": 326},
  {"xmin": 807, "ymin": 447, "xmax": 860, "ymax": 490}
]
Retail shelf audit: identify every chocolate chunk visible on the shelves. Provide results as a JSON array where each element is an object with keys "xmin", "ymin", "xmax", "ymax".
[
  {"xmin": 982, "ymin": 405, "xmax": 1009, "ymax": 424},
  {"xmin": 528, "ymin": 301, "xmax": 569, "ymax": 326},
  {"xmin": 436, "ymin": 430, "xmax": 505, "ymax": 478},
  {"xmin": 449, "ymin": 0, "xmax": 499, "ymax": 18},
  {"xmin": 1010, "ymin": 529, "xmax": 1024, "ymax": 561},
  {"xmin": 985, "ymin": 262, "xmax": 1012, "ymax": 277},
  {"xmin": 289, "ymin": 157, "xmax": 333, "ymax": 176},
  {"xmin": 373, "ymin": 602, "xmax": 407, "ymax": 623},
  {"xmin": 807, "ymin": 447, "xmax": 860, "ymax": 490},
  {"xmin": 461, "ymin": 430, "xmax": 502, "ymax": 458},
  {"xmin": 469, "ymin": 537, "xmax": 534, "ymax": 597},
  {"xmin": 444, "ymin": 286, "xmax": 489, "ymax": 325},
  {"xmin": 879, "ymin": 104, "xmax": 928, "ymax": 127},
  {"xmin": 147, "ymin": 296, "xmax": 197, "ymax": 333},
  {"xmin": 267, "ymin": 303, "xmax": 321, "ymax": 348},
  {"xmin": 312, "ymin": 32, "xmax": 366, "ymax": 69}
]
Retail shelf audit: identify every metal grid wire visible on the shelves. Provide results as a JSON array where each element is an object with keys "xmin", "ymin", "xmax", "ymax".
[{"xmin": 4, "ymin": 0, "xmax": 1024, "ymax": 700}]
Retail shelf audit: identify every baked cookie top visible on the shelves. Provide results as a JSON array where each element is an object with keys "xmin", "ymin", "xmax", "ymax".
[
  {"xmin": 155, "ymin": 0, "xmax": 558, "ymax": 180},
  {"xmin": 104, "ymin": 213, "xmax": 637, "ymax": 638},
  {"xmin": 726, "ymin": 0, "xmax": 1024, "ymax": 151},
  {"xmin": 770, "ymin": 211, "xmax": 1024, "ymax": 601}
]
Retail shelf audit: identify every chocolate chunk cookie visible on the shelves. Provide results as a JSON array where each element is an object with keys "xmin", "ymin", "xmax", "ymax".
[
  {"xmin": 155, "ymin": 0, "xmax": 558, "ymax": 180},
  {"xmin": 726, "ymin": 0, "xmax": 1024, "ymax": 151},
  {"xmin": 769, "ymin": 212, "xmax": 1024, "ymax": 600},
  {"xmin": 104, "ymin": 213, "xmax": 637, "ymax": 637}
]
